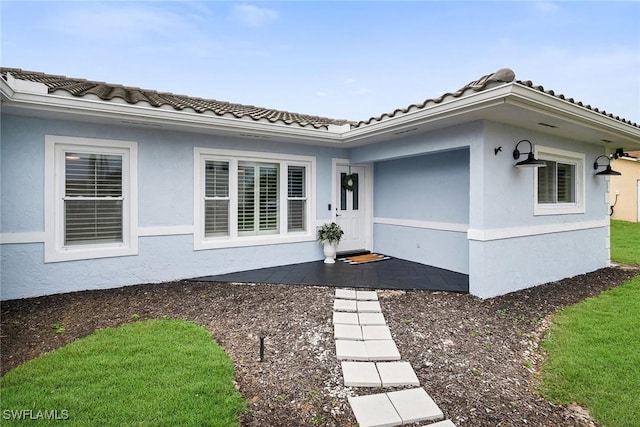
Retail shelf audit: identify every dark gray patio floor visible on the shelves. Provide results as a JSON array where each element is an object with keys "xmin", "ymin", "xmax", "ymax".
[{"xmin": 190, "ymin": 256, "xmax": 469, "ymax": 293}]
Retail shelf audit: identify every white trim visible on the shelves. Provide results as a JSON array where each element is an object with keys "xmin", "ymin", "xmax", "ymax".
[
  {"xmin": 534, "ymin": 145, "xmax": 586, "ymax": 216},
  {"xmin": 194, "ymin": 147, "xmax": 317, "ymax": 250},
  {"xmin": 138, "ymin": 226, "xmax": 194, "ymax": 237},
  {"xmin": 467, "ymin": 219, "xmax": 607, "ymax": 241},
  {"xmin": 373, "ymin": 217, "xmax": 469, "ymax": 233},
  {"xmin": 44, "ymin": 135, "xmax": 138, "ymax": 262},
  {"xmin": 0, "ymin": 232, "xmax": 46, "ymax": 244}
]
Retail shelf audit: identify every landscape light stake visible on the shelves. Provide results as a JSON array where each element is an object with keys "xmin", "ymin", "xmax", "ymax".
[{"xmin": 258, "ymin": 333, "xmax": 265, "ymax": 362}]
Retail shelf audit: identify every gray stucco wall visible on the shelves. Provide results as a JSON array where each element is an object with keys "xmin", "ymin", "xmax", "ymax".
[
  {"xmin": 372, "ymin": 149, "xmax": 470, "ymax": 274},
  {"xmin": 467, "ymin": 121, "xmax": 610, "ymax": 298},
  {"xmin": 1, "ymin": 112, "xmax": 613, "ymax": 300},
  {"xmin": 1, "ymin": 114, "xmax": 347, "ymax": 300}
]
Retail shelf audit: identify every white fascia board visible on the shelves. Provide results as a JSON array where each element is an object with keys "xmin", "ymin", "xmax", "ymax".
[
  {"xmin": 1, "ymin": 90, "xmax": 345, "ymax": 144},
  {"xmin": 5, "ymin": 73, "xmax": 48, "ymax": 94},
  {"xmin": 619, "ymin": 156, "xmax": 640, "ymax": 162},
  {"xmin": 340, "ymin": 84, "xmax": 513, "ymax": 143},
  {"xmin": 507, "ymin": 84, "xmax": 640, "ymax": 144},
  {"xmin": 0, "ymin": 77, "xmax": 16, "ymax": 99}
]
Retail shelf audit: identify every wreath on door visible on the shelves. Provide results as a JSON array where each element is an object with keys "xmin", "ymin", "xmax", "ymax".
[{"xmin": 341, "ymin": 173, "xmax": 358, "ymax": 192}]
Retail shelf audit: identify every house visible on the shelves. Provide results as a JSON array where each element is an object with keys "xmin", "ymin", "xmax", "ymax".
[
  {"xmin": 1, "ymin": 67, "xmax": 639, "ymax": 301},
  {"xmin": 610, "ymin": 151, "xmax": 640, "ymax": 222}
]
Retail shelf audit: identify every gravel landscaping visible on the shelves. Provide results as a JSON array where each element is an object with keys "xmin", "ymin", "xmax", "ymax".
[{"xmin": 1, "ymin": 266, "xmax": 637, "ymax": 426}]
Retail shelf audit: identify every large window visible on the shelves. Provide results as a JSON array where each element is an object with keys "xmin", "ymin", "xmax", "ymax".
[
  {"xmin": 45, "ymin": 136, "xmax": 138, "ymax": 262},
  {"xmin": 64, "ymin": 152, "xmax": 123, "ymax": 244},
  {"xmin": 195, "ymin": 148, "xmax": 314, "ymax": 249},
  {"xmin": 534, "ymin": 146, "xmax": 585, "ymax": 215}
]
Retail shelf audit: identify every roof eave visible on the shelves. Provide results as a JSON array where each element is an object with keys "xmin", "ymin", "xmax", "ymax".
[
  {"xmin": 507, "ymin": 84, "xmax": 640, "ymax": 145},
  {"xmin": 3, "ymin": 80, "xmax": 638, "ymax": 150},
  {"xmin": 339, "ymin": 84, "xmax": 514, "ymax": 145},
  {"xmin": 0, "ymin": 89, "xmax": 346, "ymax": 145}
]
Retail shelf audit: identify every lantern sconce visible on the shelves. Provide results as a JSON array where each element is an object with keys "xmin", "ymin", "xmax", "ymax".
[
  {"xmin": 512, "ymin": 140, "xmax": 546, "ymax": 168},
  {"xmin": 593, "ymin": 155, "xmax": 621, "ymax": 176}
]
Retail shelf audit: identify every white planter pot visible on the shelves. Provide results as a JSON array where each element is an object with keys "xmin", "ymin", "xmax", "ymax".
[{"xmin": 323, "ymin": 242, "xmax": 337, "ymax": 264}]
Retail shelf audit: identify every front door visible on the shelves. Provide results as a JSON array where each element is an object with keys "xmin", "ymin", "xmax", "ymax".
[{"xmin": 335, "ymin": 164, "xmax": 367, "ymax": 253}]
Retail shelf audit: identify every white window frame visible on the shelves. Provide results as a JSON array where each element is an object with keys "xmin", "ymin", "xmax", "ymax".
[
  {"xmin": 194, "ymin": 148, "xmax": 316, "ymax": 250},
  {"xmin": 44, "ymin": 135, "xmax": 138, "ymax": 262},
  {"xmin": 534, "ymin": 145, "xmax": 585, "ymax": 215}
]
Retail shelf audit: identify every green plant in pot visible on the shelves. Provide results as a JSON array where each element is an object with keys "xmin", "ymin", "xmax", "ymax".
[{"xmin": 317, "ymin": 222, "xmax": 344, "ymax": 264}]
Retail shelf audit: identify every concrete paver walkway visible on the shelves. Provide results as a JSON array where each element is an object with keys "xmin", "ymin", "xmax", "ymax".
[{"xmin": 333, "ymin": 288, "xmax": 457, "ymax": 427}]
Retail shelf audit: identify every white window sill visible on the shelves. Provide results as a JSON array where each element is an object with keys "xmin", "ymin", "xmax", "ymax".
[
  {"xmin": 45, "ymin": 245, "xmax": 138, "ymax": 263},
  {"xmin": 194, "ymin": 233, "xmax": 315, "ymax": 250},
  {"xmin": 534, "ymin": 204, "xmax": 585, "ymax": 216}
]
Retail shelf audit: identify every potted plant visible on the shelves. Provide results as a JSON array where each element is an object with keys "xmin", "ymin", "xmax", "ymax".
[{"xmin": 317, "ymin": 222, "xmax": 344, "ymax": 264}]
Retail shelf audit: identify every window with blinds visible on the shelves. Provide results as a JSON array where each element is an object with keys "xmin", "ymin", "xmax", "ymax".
[
  {"xmin": 64, "ymin": 152, "xmax": 123, "ymax": 245},
  {"xmin": 537, "ymin": 160, "xmax": 576, "ymax": 204},
  {"xmin": 195, "ymin": 148, "xmax": 313, "ymax": 249},
  {"xmin": 204, "ymin": 160, "xmax": 229, "ymax": 237},
  {"xmin": 534, "ymin": 146, "xmax": 584, "ymax": 216},
  {"xmin": 287, "ymin": 166, "xmax": 306, "ymax": 231}
]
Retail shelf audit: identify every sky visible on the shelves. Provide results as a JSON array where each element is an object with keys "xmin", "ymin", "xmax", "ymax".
[{"xmin": 1, "ymin": 1, "xmax": 639, "ymax": 123}]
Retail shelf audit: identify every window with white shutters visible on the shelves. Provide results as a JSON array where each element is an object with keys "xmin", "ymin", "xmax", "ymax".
[
  {"xmin": 534, "ymin": 146, "xmax": 584, "ymax": 215},
  {"xmin": 238, "ymin": 162, "xmax": 279, "ymax": 236},
  {"xmin": 259, "ymin": 164, "xmax": 279, "ymax": 233},
  {"xmin": 195, "ymin": 149, "xmax": 314, "ymax": 249}
]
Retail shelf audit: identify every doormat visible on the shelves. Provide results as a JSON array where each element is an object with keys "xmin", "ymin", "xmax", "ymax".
[{"xmin": 339, "ymin": 253, "xmax": 390, "ymax": 265}]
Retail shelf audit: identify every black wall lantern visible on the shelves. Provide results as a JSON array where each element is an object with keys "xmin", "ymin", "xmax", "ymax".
[
  {"xmin": 513, "ymin": 140, "xmax": 546, "ymax": 168},
  {"xmin": 593, "ymin": 155, "xmax": 621, "ymax": 176}
]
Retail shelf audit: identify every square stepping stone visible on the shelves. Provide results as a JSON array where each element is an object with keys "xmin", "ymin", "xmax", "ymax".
[
  {"xmin": 341, "ymin": 361, "xmax": 381, "ymax": 387},
  {"xmin": 362, "ymin": 325, "xmax": 392, "ymax": 340},
  {"xmin": 357, "ymin": 300, "xmax": 382, "ymax": 313},
  {"xmin": 333, "ymin": 311, "xmax": 359, "ymax": 325},
  {"xmin": 335, "ymin": 339, "xmax": 368, "ymax": 361},
  {"xmin": 358, "ymin": 312, "xmax": 386, "ymax": 325},
  {"xmin": 376, "ymin": 361, "xmax": 420, "ymax": 387},
  {"xmin": 428, "ymin": 421, "xmax": 457, "ymax": 427},
  {"xmin": 334, "ymin": 324, "xmax": 363, "ymax": 340},
  {"xmin": 348, "ymin": 393, "xmax": 401, "ymax": 427},
  {"xmin": 365, "ymin": 340, "xmax": 401, "ymax": 361},
  {"xmin": 333, "ymin": 299, "xmax": 357, "ymax": 312},
  {"xmin": 356, "ymin": 290, "xmax": 378, "ymax": 301},
  {"xmin": 335, "ymin": 289, "xmax": 357, "ymax": 300},
  {"xmin": 386, "ymin": 388, "xmax": 444, "ymax": 424}
]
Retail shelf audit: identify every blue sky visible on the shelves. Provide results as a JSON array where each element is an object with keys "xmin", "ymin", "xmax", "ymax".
[{"xmin": 2, "ymin": 1, "xmax": 639, "ymax": 122}]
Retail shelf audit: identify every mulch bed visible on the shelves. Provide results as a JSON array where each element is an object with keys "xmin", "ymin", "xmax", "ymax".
[{"xmin": 1, "ymin": 267, "xmax": 637, "ymax": 426}]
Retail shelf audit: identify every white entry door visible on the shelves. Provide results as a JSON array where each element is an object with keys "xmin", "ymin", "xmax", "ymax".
[{"xmin": 335, "ymin": 164, "xmax": 367, "ymax": 253}]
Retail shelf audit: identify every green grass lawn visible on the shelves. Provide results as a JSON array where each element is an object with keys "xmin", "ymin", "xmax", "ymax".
[
  {"xmin": 0, "ymin": 319, "xmax": 246, "ymax": 426},
  {"xmin": 540, "ymin": 276, "xmax": 640, "ymax": 427},
  {"xmin": 610, "ymin": 220, "xmax": 640, "ymax": 265}
]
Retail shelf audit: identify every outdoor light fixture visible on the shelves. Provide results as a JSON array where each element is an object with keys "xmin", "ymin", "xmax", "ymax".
[
  {"xmin": 512, "ymin": 140, "xmax": 546, "ymax": 168},
  {"xmin": 593, "ymin": 155, "xmax": 621, "ymax": 176}
]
